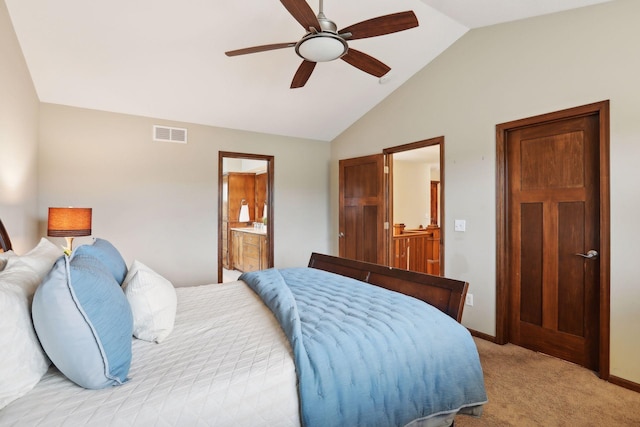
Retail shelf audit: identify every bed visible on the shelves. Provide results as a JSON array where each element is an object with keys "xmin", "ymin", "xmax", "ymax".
[{"xmin": 0, "ymin": 218, "xmax": 486, "ymax": 426}]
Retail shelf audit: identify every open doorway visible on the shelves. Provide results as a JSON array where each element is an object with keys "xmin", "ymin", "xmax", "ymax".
[
  {"xmin": 218, "ymin": 151, "xmax": 274, "ymax": 283},
  {"xmin": 384, "ymin": 137, "xmax": 444, "ymax": 275},
  {"xmin": 337, "ymin": 137, "xmax": 444, "ymax": 274}
]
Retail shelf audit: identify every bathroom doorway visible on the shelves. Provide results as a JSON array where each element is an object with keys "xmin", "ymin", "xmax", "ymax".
[{"xmin": 217, "ymin": 151, "xmax": 274, "ymax": 283}]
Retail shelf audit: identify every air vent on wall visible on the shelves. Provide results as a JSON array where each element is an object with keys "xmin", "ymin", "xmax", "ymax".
[{"xmin": 153, "ymin": 125, "xmax": 188, "ymax": 144}]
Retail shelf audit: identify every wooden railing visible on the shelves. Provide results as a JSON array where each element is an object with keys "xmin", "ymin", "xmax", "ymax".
[{"xmin": 393, "ymin": 226, "xmax": 440, "ymax": 275}]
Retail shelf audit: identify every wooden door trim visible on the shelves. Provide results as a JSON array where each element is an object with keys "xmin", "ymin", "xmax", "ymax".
[
  {"xmin": 495, "ymin": 100, "xmax": 610, "ymax": 379},
  {"xmin": 217, "ymin": 151, "xmax": 274, "ymax": 283},
  {"xmin": 384, "ymin": 136, "xmax": 445, "ymax": 273},
  {"xmin": 386, "ymin": 154, "xmax": 393, "ymax": 267}
]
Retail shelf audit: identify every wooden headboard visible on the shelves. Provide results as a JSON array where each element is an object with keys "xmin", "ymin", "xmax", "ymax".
[
  {"xmin": 308, "ymin": 252, "xmax": 469, "ymax": 323},
  {"xmin": 0, "ymin": 219, "xmax": 12, "ymax": 252}
]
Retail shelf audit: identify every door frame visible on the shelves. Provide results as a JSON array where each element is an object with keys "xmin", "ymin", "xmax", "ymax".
[
  {"xmin": 217, "ymin": 151, "xmax": 274, "ymax": 283},
  {"xmin": 495, "ymin": 100, "xmax": 610, "ymax": 378},
  {"xmin": 383, "ymin": 136, "xmax": 445, "ymax": 273}
]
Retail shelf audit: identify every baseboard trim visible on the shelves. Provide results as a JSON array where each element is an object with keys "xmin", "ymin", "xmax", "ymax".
[
  {"xmin": 466, "ymin": 328, "xmax": 640, "ymax": 394},
  {"xmin": 609, "ymin": 375, "xmax": 640, "ymax": 393},
  {"xmin": 468, "ymin": 329, "xmax": 496, "ymax": 343}
]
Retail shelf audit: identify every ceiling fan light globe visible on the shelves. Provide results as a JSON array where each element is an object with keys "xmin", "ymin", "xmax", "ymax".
[{"xmin": 295, "ymin": 33, "xmax": 347, "ymax": 62}]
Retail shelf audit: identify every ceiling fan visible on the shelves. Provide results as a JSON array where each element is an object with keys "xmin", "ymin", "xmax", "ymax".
[{"xmin": 225, "ymin": 0, "xmax": 419, "ymax": 88}]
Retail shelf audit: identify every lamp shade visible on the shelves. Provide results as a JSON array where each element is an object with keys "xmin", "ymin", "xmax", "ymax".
[{"xmin": 47, "ymin": 207, "xmax": 92, "ymax": 237}]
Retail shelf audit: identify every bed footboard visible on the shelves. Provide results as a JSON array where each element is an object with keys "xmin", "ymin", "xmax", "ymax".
[{"xmin": 308, "ymin": 253, "xmax": 468, "ymax": 322}]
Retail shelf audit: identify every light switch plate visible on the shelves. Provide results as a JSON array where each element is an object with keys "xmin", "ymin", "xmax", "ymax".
[{"xmin": 454, "ymin": 219, "xmax": 466, "ymax": 232}]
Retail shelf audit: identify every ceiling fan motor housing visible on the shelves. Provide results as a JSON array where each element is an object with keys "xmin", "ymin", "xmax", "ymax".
[{"xmin": 295, "ymin": 31, "xmax": 348, "ymax": 62}]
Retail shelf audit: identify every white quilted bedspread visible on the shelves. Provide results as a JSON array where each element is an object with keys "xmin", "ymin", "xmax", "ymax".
[{"xmin": 0, "ymin": 281, "xmax": 301, "ymax": 427}]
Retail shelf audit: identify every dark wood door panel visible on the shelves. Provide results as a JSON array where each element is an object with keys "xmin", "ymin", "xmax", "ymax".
[
  {"xmin": 518, "ymin": 322, "xmax": 590, "ymax": 367},
  {"xmin": 557, "ymin": 201, "xmax": 586, "ymax": 336},
  {"xmin": 339, "ymin": 154, "xmax": 385, "ymax": 264},
  {"xmin": 518, "ymin": 202, "xmax": 543, "ymax": 327},
  {"xmin": 344, "ymin": 206, "xmax": 358, "ymax": 260},
  {"xmin": 507, "ymin": 112, "xmax": 600, "ymax": 371},
  {"xmin": 344, "ymin": 160, "xmax": 381, "ymax": 199}
]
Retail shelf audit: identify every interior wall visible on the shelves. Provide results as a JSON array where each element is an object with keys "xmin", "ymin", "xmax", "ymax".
[
  {"xmin": 237, "ymin": 158, "xmax": 267, "ymax": 173},
  {"xmin": 393, "ymin": 160, "xmax": 430, "ymax": 229},
  {"xmin": 222, "ymin": 157, "xmax": 243, "ymax": 173},
  {"xmin": 38, "ymin": 104, "xmax": 331, "ymax": 286},
  {"xmin": 0, "ymin": 0, "xmax": 39, "ymax": 253},
  {"xmin": 331, "ymin": 0, "xmax": 640, "ymax": 384}
]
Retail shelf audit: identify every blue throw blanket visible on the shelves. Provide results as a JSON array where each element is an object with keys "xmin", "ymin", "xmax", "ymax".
[{"xmin": 240, "ymin": 267, "xmax": 487, "ymax": 427}]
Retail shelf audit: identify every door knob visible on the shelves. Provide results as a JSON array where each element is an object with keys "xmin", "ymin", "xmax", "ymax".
[
  {"xmin": 338, "ymin": 232, "xmax": 345, "ymax": 238},
  {"xmin": 576, "ymin": 249, "xmax": 598, "ymax": 259}
]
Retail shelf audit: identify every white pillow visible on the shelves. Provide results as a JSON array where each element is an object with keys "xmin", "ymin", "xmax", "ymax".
[
  {"xmin": 9, "ymin": 238, "xmax": 63, "ymax": 280},
  {"xmin": 122, "ymin": 260, "xmax": 177, "ymax": 343},
  {"xmin": 0, "ymin": 250, "xmax": 16, "ymax": 271},
  {"xmin": 0, "ymin": 261, "xmax": 51, "ymax": 410},
  {"xmin": 0, "ymin": 239, "xmax": 61, "ymax": 408}
]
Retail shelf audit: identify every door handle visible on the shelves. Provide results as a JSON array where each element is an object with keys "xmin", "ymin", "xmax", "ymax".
[
  {"xmin": 338, "ymin": 232, "xmax": 345, "ymax": 238},
  {"xmin": 576, "ymin": 249, "xmax": 598, "ymax": 259}
]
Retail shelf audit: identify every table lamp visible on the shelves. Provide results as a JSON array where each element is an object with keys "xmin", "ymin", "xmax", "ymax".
[{"xmin": 47, "ymin": 207, "xmax": 92, "ymax": 255}]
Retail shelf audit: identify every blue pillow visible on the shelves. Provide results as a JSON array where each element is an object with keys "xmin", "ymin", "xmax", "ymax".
[
  {"xmin": 32, "ymin": 254, "xmax": 133, "ymax": 389},
  {"xmin": 73, "ymin": 238, "xmax": 128, "ymax": 284}
]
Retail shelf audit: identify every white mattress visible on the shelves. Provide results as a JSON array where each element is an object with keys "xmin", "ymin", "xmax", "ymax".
[{"xmin": 0, "ymin": 281, "xmax": 301, "ymax": 426}]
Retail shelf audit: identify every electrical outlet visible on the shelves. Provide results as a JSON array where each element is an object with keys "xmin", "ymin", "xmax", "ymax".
[
  {"xmin": 454, "ymin": 219, "xmax": 466, "ymax": 232},
  {"xmin": 465, "ymin": 293, "xmax": 474, "ymax": 306}
]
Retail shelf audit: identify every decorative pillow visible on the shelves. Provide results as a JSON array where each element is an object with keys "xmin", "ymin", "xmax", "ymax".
[
  {"xmin": 6, "ymin": 238, "xmax": 62, "ymax": 280},
  {"xmin": 32, "ymin": 254, "xmax": 133, "ymax": 389},
  {"xmin": 0, "ymin": 238, "xmax": 61, "ymax": 407},
  {"xmin": 0, "ymin": 261, "xmax": 51, "ymax": 409},
  {"xmin": 72, "ymin": 238, "xmax": 127, "ymax": 284},
  {"xmin": 0, "ymin": 250, "xmax": 16, "ymax": 271},
  {"xmin": 123, "ymin": 260, "xmax": 177, "ymax": 343}
]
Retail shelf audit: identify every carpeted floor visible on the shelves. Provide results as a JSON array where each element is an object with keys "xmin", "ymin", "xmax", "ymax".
[{"xmin": 455, "ymin": 338, "xmax": 640, "ymax": 426}]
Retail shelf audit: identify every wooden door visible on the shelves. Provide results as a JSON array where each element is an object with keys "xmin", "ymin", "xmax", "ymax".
[
  {"xmin": 339, "ymin": 154, "xmax": 386, "ymax": 264},
  {"xmin": 507, "ymin": 113, "xmax": 600, "ymax": 370}
]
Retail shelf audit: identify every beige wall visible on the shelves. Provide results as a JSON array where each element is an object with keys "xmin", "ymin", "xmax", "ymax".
[
  {"xmin": 393, "ymin": 160, "xmax": 430, "ymax": 229},
  {"xmin": 331, "ymin": 0, "xmax": 640, "ymax": 384},
  {"xmin": 37, "ymin": 104, "xmax": 331, "ymax": 286},
  {"xmin": 0, "ymin": 0, "xmax": 39, "ymax": 253}
]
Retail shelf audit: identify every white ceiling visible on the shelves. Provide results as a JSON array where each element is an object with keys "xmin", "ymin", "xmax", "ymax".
[{"xmin": 6, "ymin": 0, "xmax": 612, "ymax": 142}]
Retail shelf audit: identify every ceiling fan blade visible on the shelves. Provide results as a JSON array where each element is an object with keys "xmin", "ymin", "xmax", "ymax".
[
  {"xmin": 341, "ymin": 48, "xmax": 390, "ymax": 78},
  {"xmin": 280, "ymin": 0, "xmax": 320, "ymax": 32},
  {"xmin": 339, "ymin": 11, "xmax": 418, "ymax": 40},
  {"xmin": 225, "ymin": 42, "xmax": 296, "ymax": 57},
  {"xmin": 291, "ymin": 60, "xmax": 317, "ymax": 88}
]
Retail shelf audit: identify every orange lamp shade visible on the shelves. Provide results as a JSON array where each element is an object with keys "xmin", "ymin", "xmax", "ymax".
[{"xmin": 47, "ymin": 207, "xmax": 92, "ymax": 237}]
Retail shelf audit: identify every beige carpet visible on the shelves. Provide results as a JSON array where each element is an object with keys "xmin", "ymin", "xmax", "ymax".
[{"xmin": 455, "ymin": 338, "xmax": 640, "ymax": 426}]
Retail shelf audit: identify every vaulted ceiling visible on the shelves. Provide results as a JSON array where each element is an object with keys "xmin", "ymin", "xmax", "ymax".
[{"xmin": 6, "ymin": 0, "xmax": 612, "ymax": 141}]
